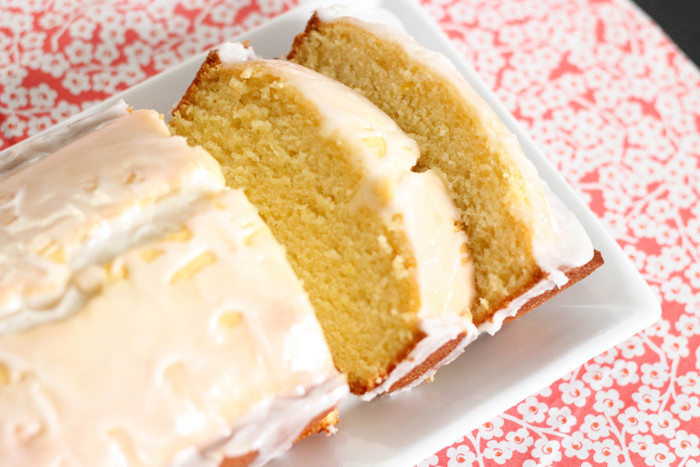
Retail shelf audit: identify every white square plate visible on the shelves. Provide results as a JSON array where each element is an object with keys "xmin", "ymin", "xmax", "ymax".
[{"xmin": 1, "ymin": 1, "xmax": 660, "ymax": 466}]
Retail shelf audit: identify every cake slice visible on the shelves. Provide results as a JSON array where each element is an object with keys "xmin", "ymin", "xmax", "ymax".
[
  {"xmin": 169, "ymin": 43, "xmax": 475, "ymax": 397},
  {"xmin": 0, "ymin": 107, "xmax": 347, "ymax": 466},
  {"xmin": 289, "ymin": 7, "xmax": 604, "ymax": 333}
]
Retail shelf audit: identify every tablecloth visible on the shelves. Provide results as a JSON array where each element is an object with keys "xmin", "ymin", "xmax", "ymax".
[{"xmin": 1, "ymin": 0, "xmax": 698, "ymax": 465}]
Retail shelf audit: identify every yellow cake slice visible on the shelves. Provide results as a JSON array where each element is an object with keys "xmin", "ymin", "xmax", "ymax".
[
  {"xmin": 169, "ymin": 43, "xmax": 475, "ymax": 397},
  {"xmin": 0, "ymin": 106, "xmax": 346, "ymax": 467},
  {"xmin": 289, "ymin": 7, "xmax": 604, "ymax": 333}
]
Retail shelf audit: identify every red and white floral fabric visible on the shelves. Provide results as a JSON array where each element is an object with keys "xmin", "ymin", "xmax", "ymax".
[{"xmin": 1, "ymin": 0, "xmax": 698, "ymax": 465}]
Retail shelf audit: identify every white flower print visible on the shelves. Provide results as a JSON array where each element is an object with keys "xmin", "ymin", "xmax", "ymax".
[
  {"xmin": 594, "ymin": 347, "xmax": 618, "ymax": 365},
  {"xmin": 670, "ymin": 393, "xmax": 700, "ymax": 421},
  {"xmin": 99, "ymin": 24, "xmax": 127, "ymax": 46},
  {"xmin": 0, "ymin": 64, "xmax": 28, "ymax": 87},
  {"xmin": 611, "ymin": 359, "xmax": 639, "ymax": 386},
  {"xmin": 505, "ymin": 427, "xmax": 533, "ymax": 453},
  {"xmin": 447, "ymin": 3, "xmax": 476, "ymax": 24},
  {"xmin": 659, "ymin": 245, "xmax": 690, "ymax": 273},
  {"xmin": 631, "ymin": 385, "xmax": 661, "ymax": 412},
  {"xmin": 37, "ymin": 12, "xmax": 66, "ymax": 30},
  {"xmin": 629, "ymin": 433, "xmax": 655, "ymax": 456},
  {"xmin": 92, "ymin": 70, "xmax": 121, "ymax": 94},
  {"xmin": 661, "ymin": 276, "xmax": 694, "ymax": 304},
  {"xmin": 593, "ymin": 389, "xmax": 624, "ymax": 416},
  {"xmin": 69, "ymin": 17, "xmax": 96, "ymax": 40},
  {"xmin": 644, "ymin": 318, "xmax": 670, "ymax": 338},
  {"xmin": 93, "ymin": 43, "xmax": 120, "ymax": 66},
  {"xmin": 477, "ymin": 416, "xmax": 504, "ymax": 440},
  {"xmin": 27, "ymin": 115, "xmax": 53, "ymax": 135},
  {"xmin": 482, "ymin": 439, "xmax": 513, "ymax": 465},
  {"xmin": 648, "ymin": 410, "xmax": 680, "ymax": 438},
  {"xmin": 670, "ymin": 429, "xmax": 700, "ymax": 458},
  {"xmin": 617, "ymin": 406, "xmax": 650, "ymax": 435},
  {"xmin": 667, "ymin": 184, "xmax": 696, "ymax": 209},
  {"xmin": 50, "ymin": 100, "xmax": 79, "ymax": 122},
  {"xmin": 62, "ymin": 71, "xmax": 91, "ymax": 95},
  {"xmin": 38, "ymin": 53, "xmax": 70, "ymax": 79},
  {"xmin": 123, "ymin": 41, "xmax": 152, "ymax": 67},
  {"xmin": 545, "ymin": 406, "xmax": 576, "ymax": 433},
  {"xmin": 580, "ymin": 414, "xmax": 610, "ymax": 440},
  {"xmin": 561, "ymin": 431, "xmax": 591, "ymax": 460},
  {"xmin": 446, "ymin": 445, "xmax": 476, "ymax": 467},
  {"xmin": 1, "ymin": 86, "xmax": 28, "ymax": 109},
  {"xmin": 559, "ymin": 379, "xmax": 591, "ymax": 407},
  {"xmin": 64, "ymin": 40, "xmax": 93, "ymax": 65},
  {"xmin": 257, "ymin": 0, "xmax": 288, "ymax": 15},
  {"xmin": 661, "ymin": 334, "xmax": 689, "ymax": 358},
  {"xmin": 28, "ymin": 84, "xmax": 57, "ymax": 109},
  {"xmin": 592, "ymin": 438, "xmax": 623, "ymax": 466},
  {"xmin": 640, "ymin": 362, "xmax": 671, "ymax": 388},
  {"xmin": 620, "ymin": 335, "xmax": 646, "ymax": 359},
  {"xmin": 1, "ymin": 114, "xmax": 27, "ymax": 138},
  {"xmin": 19, "ymin": 31, "xmax": 46, "ymax": 52},
  {"xmin": 582, "ymin": 363, "xmax": 613, "ymax": 390},
  {"xmin": 516, "ymin": 396, "xmax": 547, "ymax": 423},
  {"xmin": 677, "ymin": 371, "xmax": 700, "ymax": 394},
  {"xmin": 153, "ymin": 50, "xmax": 180, "ymax": 72},
  {"xmin": 530, "ymin": 438, "xmax": 561, "ymax": 465},
  {"xmin": 645, "ymin": 254, "xmax": 674, "ymax": 281},
  {"xmin": 602, "ymin": 211, "xmax": 630, "ymax": 238},
  {"xmin": 628, "ymin": 213, "xmax": 660, "ymax": 239},
  {"xmin": 645, "ymin": 442, "xmax": 676, "ymax": 467},
  {"xmin": 139, "ymin": 23, "xmax": 168, "ymax": 45}
]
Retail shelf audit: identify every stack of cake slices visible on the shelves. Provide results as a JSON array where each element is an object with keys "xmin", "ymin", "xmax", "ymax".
[{"xmin": 0, "ymin": 6, "xmax": 603, "ymax": 467}]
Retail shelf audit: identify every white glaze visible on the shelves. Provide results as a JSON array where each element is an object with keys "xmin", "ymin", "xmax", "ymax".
[
  {"xmin": 217, "ymin": 42, "xmax": 257, "ymax": 63},
  {"xmin": 0, "ymin": 109, "xmax": 224, "ymax": 334},
  {"xmin": 311, "ymin": 11, "xmax": 595, "ymax": 335},
  {"xmin": 0, "ymin": 189, "xmax": 346, "ymax": 467},
  {"xmin": 214, "ymin": 48, "xmax": 475, "ymax": 398},
  {"xmin": 0, "ymin": 109, "xmax": 346, "ymax": 466},
  {"xmin": 315, "ymin": 5, "xmax": 407, "ymax": 33}
]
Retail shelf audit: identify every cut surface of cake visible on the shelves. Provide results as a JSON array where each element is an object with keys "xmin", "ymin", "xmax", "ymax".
[
  {"xmin": 169, "ymin": 43, "xmax": 475, "ymax": 397},
  {"xmin": 0, "ymin": 105, "xmax": 347, "ymax": 467},
  {"xmin": 289, "ymin": 7, "xmax": 604, "ymax": 333}
]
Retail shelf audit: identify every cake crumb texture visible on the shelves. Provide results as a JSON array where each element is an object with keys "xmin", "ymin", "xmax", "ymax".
[
  {"xmin": 170, "ymin": 57, "xmax": 423, "ymax": 393},
  {"xmin": 290, "ymin": 19, "xmax": 542, "ymax": 325}
]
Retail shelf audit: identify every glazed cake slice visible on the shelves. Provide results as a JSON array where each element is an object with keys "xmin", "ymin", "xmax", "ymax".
[
  {"xmin": 289, "ymin": 7, "xmax": 604, "ymax": 333},
  {"xmin": 169, "ymin": 43, "xmax": 475, "ymax": 397},
  {"xmin": 0, "ymin": 108, "xmax": 346, "ymax": 466}
]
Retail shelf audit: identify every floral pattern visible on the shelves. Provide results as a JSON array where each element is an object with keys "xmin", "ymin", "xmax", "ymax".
[{"xmin": 1, "ymin": 0, "xmax": 698, "ymax": 465}]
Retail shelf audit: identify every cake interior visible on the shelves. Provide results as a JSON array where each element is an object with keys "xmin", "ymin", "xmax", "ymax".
[
  {"xmin": 169, "ymin": 58, "xmax": 421, "ymax": 393},
  {"xmin": 289, "ymin": 20, "xmax": 543, "ymax": 325}
]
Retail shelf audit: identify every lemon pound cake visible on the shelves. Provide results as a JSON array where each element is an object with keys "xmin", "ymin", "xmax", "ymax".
[
  {"xmin": 289, "ymin": 7, "xmax": 604, "ymax": 333},
  {"xmin": 0, "ymin": 106, "xmax": 347, "ymax": 466},
  {"xmin": 169, "ymin": 43, "xmax": 475, "ymax": 397}
]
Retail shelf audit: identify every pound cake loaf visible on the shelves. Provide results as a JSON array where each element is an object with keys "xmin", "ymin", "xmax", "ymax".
[
  {"xmin": 169, "ymin": 43, "xmax": 475, "ymax": 398},
  {"xmin": 0, "ymin": 104, "xmax": 347, "ymax": 467},
  {"xmin": 289, "ymin": 7, "xmax": 604, "ymax": 333}
]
